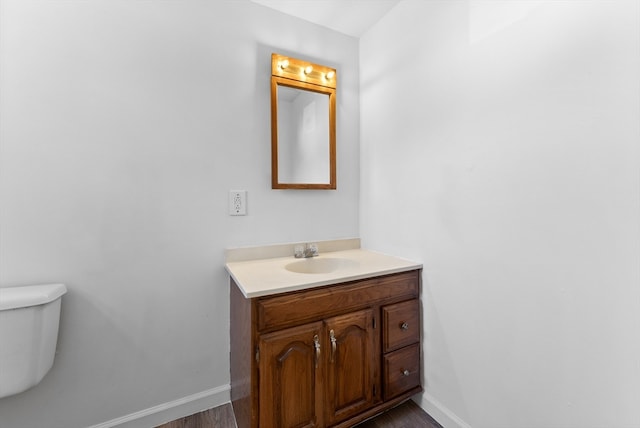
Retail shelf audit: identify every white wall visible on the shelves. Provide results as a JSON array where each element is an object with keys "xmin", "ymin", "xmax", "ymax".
[
  {"xmin": 0, "ymin": 1, "xmax": 359, "ymax": 427},
  {"xmin": 361, "ymin": 1, "xmax": 640, "ymax": 427}
]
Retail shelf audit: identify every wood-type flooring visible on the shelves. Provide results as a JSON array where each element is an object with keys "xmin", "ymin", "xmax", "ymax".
[{"xmin": 156, "ymin": 399, "xmax": 443, "ymax": 428}]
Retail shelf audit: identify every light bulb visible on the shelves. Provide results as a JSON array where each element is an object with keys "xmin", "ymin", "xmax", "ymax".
[
  {"xmin": 326, "ymin": 70, "xmax": 335, "ymax": 80},
  {"xmin": 304, "ymin": 65, "xmax": 313, "ymax": 75},
  {"xmin": 280, "ymin": 59, "xmax": 289, "ymax": 70}
]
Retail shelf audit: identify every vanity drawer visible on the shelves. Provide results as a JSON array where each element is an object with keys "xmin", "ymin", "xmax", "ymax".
[
  {"xmin": 382, "ymin": 299, "xmax": 420, "ymax": 353},
  {"xmin": 383, "ymin": 343, "xmax": 420, "ymax": 401},
  {"xmin": 257, "ymin": 270, "xmax": 419, "ymax": 332}
]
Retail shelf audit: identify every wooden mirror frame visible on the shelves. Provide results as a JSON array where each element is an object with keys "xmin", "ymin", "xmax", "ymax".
[{"xmin": 271, "ymin": 53, "xmax": 337, "ymax": 190}]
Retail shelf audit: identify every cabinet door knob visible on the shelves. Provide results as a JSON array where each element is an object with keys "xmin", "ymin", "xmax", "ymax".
[
  {"xmin": 400, "ymin": 322, "xmax": 409, "ymax": 331},
  {"xmin": 402, "ymin": 369, "xmax": 410, "ymax": 377}
]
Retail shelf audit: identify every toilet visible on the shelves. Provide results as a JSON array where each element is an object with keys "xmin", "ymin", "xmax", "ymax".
[{"xmin": 0, "ymin": 283, "xmax": 67, "ymax": 399}]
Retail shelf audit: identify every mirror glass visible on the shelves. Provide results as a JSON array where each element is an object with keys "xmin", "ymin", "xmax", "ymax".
[
  {"xmin": 276, "ymin": 85, "xmax": 330, "ymax": 184},
  {"xmin": 271, "ymin": 54, "xmax": 336, "ymax": 189}
]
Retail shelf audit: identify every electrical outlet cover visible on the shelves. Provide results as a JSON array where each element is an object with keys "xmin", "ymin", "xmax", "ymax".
[{"xmin": 229, "ymin": 190, "xmax": 247, "ymax": 216}]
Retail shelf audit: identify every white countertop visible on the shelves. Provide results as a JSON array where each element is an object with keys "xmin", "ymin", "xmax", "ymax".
[{"xmin": 225, "ymin": 248, "xmax": 422, "ymax": 298}]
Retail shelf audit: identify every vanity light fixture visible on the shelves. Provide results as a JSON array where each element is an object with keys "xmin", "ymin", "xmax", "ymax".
[{"xmin": 272, "ymin": 54, "xmax": 336, "ymax": 89}]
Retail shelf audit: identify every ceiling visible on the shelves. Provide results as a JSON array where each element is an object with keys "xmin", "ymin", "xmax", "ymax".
[{"xmin": 250, "ymin": 0, "xmax": 402, "ymax": 38}]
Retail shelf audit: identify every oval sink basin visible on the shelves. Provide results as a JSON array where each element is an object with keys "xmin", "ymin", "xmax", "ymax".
[{"xmin": 285, "ymin": 258, "xmax": 356, "ymax": 274}]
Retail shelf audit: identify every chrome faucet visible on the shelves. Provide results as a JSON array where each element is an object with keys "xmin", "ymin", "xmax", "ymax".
[{"xmin": 294, "ymin": 243, "xmax": 319, "ymax": 258}]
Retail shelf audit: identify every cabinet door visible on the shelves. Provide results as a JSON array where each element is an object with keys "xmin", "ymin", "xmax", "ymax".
[
  {"xmin": 259, "ymin": 321, "xmax": 324, "ymax": 428},
  {"xmin": 324, "ymin": 309, "xmax": 379, "ymax": 426}
]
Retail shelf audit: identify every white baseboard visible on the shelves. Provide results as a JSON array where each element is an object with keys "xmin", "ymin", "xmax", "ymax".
[
  {"xmin": 415, "ymin": 392, "xmax": 473, "ymax": 428},
  {"xmin": 87, "ymin": 384, "xmax": 230, "ymax": 428},
  {"xmin": 87, "ymin": 385, "xmax": 462, "ymax": 428}
]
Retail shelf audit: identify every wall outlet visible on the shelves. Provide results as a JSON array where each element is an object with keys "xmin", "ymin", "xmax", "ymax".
[{"xmin": 229, "ymin": 190, "xmax": 247, "ymax": 216}]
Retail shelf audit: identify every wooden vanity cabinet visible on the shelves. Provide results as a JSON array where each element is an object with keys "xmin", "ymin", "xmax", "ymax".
[{"xmin": 230, "ymin": 269, "xmax": 422, "ymax": 428}]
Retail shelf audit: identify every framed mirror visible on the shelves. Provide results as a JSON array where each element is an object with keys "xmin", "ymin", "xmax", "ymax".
[{"xmin": 271, "ymin": 53, "xmax": 336, "ymax": 189}]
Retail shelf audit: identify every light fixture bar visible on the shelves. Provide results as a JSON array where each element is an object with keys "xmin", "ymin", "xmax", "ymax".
[{"xmin": 271, "ymin": 53, "xmax": 337, "ymax": 89}]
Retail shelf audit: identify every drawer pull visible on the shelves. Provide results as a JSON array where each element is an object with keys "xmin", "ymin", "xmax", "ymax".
[
  {"xmin": 400, "ymin": 322, "xmax": 409, "ymax": 331},
  {"xmin": 402, "ymin": 369, "xmax": 410, "ymax": 377}
]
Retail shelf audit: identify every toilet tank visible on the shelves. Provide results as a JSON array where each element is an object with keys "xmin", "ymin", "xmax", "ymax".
[{"xmin": 0, "ymin": 283, "xmax": 67, "ymax": 399}]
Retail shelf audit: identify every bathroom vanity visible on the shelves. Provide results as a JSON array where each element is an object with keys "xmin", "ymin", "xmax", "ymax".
[{"xmin": 227, "ymin": 242, "xmax": 422, "ymax": 428}]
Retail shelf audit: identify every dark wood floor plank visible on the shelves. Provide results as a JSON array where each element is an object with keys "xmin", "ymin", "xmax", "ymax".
[
  {"xmin": 156, "ymin": 399, "xmax": 441, "ymax": 428},
  {"xmin": 155, "ymin": 403, "xmax": 236, "ymax": 428},
  {"xmin": 355, "ymin": 400, "xmax": 443, "ymax": 428}
]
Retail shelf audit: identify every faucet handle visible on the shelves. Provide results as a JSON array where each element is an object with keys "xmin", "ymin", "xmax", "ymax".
[
  {"xmin": 306, "ymin": 243, "xmax": 319, "ymax": 257},
  {"xmin": 294, "ymin": 245, "xmax": 305, "ymax": 258}
]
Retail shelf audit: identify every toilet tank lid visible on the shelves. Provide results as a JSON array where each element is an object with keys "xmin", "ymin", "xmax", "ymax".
[{"xmin": 0, "ymin": 283, "xmax": 67, "ymax": 311}]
